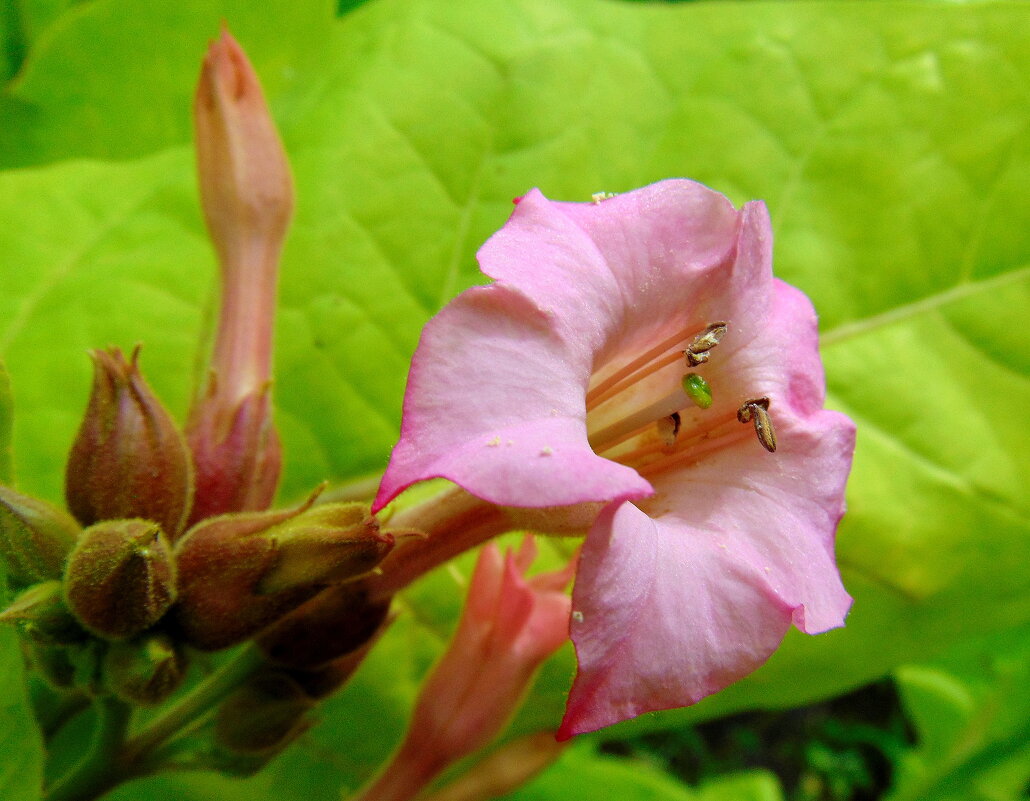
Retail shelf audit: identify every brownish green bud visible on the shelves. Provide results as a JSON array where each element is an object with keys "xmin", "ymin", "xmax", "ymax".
[
  {"xmin": 171, "ymin": 495, "xmax": 322, "ymax": 650},
  {"xmin": 0, "ymin": 580, "xmax": 86, "ymax": 645},
  {"xmin": 257, "ymin": 502, "xmax": 394, "ymax": 594},
  {"xmin": 65, "ymin": 347, "xmax": 194, "ymax": 539},
  {"xmin": 213, "ymin": 670, "xmax": 313, "ymax": 756},
  {"xmin": 64, "ymin": 519, "xmax": 177, "ymax": 640},
  {"xmin": 0, "ymin": 486, "xmax": 80, "ymax": 587},
  {"xmin": 284, "ymin": 633, "xmax": 383, "ymax": 700},
  {"xmin": 257, "ymin": 582, "xmax": 391, "ymax": 671},
  {"xmin": 103, "ymin": 632, "xmax": 187, "ymax": 706},
  {"xmin": 173, "ymin": 493, "xmax": 393, "ymax": 650}
]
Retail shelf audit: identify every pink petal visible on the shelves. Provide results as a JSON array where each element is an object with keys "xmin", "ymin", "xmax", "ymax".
[
  {"xmin": 374, "ymin": 282, "xmax": 652, "ymax": 512},
  {"xmin": 559, "ymin": 501, "xmax": 794, "ymax": 740},
  {"xmin": 375, "ymin": 181, "xmax": 769, "ymax": 513}
]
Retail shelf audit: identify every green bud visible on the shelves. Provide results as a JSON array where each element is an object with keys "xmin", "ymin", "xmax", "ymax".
[
  {"xmin": 213, "ymin": 670, "xmax": 313, "ymax": 756},
  {"xmin": 64, "ymin": 519, "xmax": 177, "ymax": 640},
  {"xmin": 103, "ymin": 632, "xmax": 187, "ymax": 706},
  {"xmin": 681, "ymin": 373, "xmax": 713, "ymax": 409},
  {"xmin": 0, "ymin": 485, "xmax": 80, "ymax": 587},
  {"xmin": 257, "ymin": 502, "xmax": 394, "ymax": 595},
  {"xmin": 65, "ymin": 346, "xmax": 194, "ymax": 539},
  {"xmin": 173, "ymin": 491, "xmax": 392, "ymax": 651},
  {"xmin": 257, "ymin": 582, "xmax": 391, "ymax": 671},
  {"xmin": 0, "ymin": 580, "xmax": 86, "ymax": 645},
  {"xmin": 171, "ymin": 495, "xmax": 322, "ymax": 650}
]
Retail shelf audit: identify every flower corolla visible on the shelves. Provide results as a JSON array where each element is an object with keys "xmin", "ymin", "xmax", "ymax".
[{"xmin": 374, "ymin": 180, "xmax": 856, "ymax": 738}]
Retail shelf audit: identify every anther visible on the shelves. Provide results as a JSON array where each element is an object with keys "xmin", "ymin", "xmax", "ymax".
[
  {"xmin": 684, "ymin": 322, "xmax": 728, "ymax": 367},
  {"xmin": 682, "ymin": 374, "xmax": 713, "ymax": 409},
  {"xmin": 737, "ymin": 397, "xmax": 776, "ymax": 453},
  {"xmin": 657, "ymin": 412, "xmax": 681, "ymax": 446}
]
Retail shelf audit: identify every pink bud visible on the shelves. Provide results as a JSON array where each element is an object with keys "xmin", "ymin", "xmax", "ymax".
[
  {"xmin": 187, "ymin": 28, "xmax": 293, "ymax": 524},
  {"xmin": 356, "ymin": 538, "xmax": 573, "ymax": 801}
]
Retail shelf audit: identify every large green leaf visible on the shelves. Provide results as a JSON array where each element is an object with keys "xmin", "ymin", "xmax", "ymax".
[
  {"xmin": 0, "ymin": 362, "xmax": 11, "ymax": 484},
  {"xmin": 885, "ymin": 627, "xmax": 1030, "ymax": 801},
  {"xmin": 0, "ymin": 0, "xmax": 1028, "ymax": 795},
  {"xmin": 0, "ymin": 631, "xmax": 44, "ymax": 801}
]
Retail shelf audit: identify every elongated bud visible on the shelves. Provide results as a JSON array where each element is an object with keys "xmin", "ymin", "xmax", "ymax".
[
  {"xmin": 65, "ymin": 347, "xmax": 194, "ymax": 538},
  {"xmin": 187, "ymin": 29, "xmax": 293, "ymax": 525},
  {"xmin": 103, "ymin": 632, "xmax": 187, "ymax": 706},
  {"xmin": 0, "ymin": 580, "xmax": 86, "ymax": 645},
  {"xmin": 64, "ymin": 519, "xmax": 177, "ymax": 640},
  {"xmin": 257, "ymin": 582, "xmax": 391, "ymax": 670},
  {"xmin": 213, "ymin": 670, "xmax": 313, "ymax": 757},
  {"xmin": 0, "ymin": 485, "xmax": 80, "ymax": 586}
]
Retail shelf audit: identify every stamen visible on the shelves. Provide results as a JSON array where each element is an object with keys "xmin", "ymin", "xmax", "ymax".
[
  {"xmin": 684, "ymin": 321, "xmax": 728, "ymax": 367},
  {"xmin": 656, "ymin": 412, "xmax": 681, "ymax": 446},
  {"xmin": 614, "ymin": 409, "xmax": 738, "ymax": 470},
  {"xmin": 586, "ymin": 321, "xmax": 727, "ymax": 411},
  {"xmin": 737, "ymin": 397, "xmax": 776, "ymax": 453}
]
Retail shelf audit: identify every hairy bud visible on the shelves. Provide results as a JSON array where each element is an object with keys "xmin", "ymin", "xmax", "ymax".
[
  {"xmin": 0, "ymin": 485, "xmax": 80, "ymax": 587},
  {"xmin": 173, "ymin": 493, "xmax": 394, "ymax": 650},
  {"xmin": 65, "ymin": 347, "xmax": 194, "ymax": 538},
  {"xmin": 64, "ymin": 519, "xmax": 177, "ymax": 640},
  {"xmin": 103, "ymin": 632, "xmax": 187, "ymax": 706},
  {"xmin": 257, "ymin": 582, "xmax": 391, "ymax": 671},
  {"xmin": 213, "ymin": 670, "xmax": 313, "ymax": 756},
  {"xmin": 0, "ymin": 580, "xmax": 86, "ymax": 645}
]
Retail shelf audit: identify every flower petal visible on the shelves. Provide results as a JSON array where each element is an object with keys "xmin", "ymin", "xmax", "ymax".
[
  {"xmin": 374, "ymin": 283, "xmax": 652, "ymax": 512},
  {"xmin": 559, "ymin": 501, "xmax": 794, "ymax": 739},
  {"xmin": 375, "ymin": 180, "xmax": 765, "ymax": 513}
]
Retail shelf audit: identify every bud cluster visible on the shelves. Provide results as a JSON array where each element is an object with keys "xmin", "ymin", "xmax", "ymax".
[{"xmin": 1, "ymin": 347, "xmax": 401, "ymax": 773}]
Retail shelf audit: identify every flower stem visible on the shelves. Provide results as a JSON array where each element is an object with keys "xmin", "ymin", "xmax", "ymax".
[
  {"xmin": 122, "ymin": 642, "xmax": 265, "ymax": 768},
  {"xmin": 44, "ymin": 696, "xmax": 132, "ymax": 801},
  {"xmin": 366, "ymin": 488, "xmax": 513, "ymax": 602}
]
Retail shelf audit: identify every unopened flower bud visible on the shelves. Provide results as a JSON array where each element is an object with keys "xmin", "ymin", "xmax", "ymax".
[
  {"xmin": 103, "ymin": 632, "xmax": 187, "ymax": 706},
  {"xmin": 0, "ymin": 580, "xmax": 86, "ymax": 645},
  {"xmin": 64, "ymin": 519, "xmax": 177, "ymax": 640},
  {"xmin": 172, "ymin": 494, "xmax": 320, "ymax": 650},
  {"xmin": 213, "ymin": 670, "xmax": 313, "ymax": 756},
  {"xmin": 257, "ymin": 582, "xmax": 391, "ymax": 671},
  {"xmin": 65, "ymin": 347, "xmax": 194, "ymax": 538},
  {"xmin": 0, "ymin": 485, "xmax": 80, "ymax": 587},
  {"xmin": 173, "ymin": 494, "xmax": 395, "ymax": 650},
  {"xmin": 186, "ymin": 29, "xmax": 293, "ymax": 525},
  {"xmin": 257, "ymin": 502, "xmax": 394, "ymax": 595}
]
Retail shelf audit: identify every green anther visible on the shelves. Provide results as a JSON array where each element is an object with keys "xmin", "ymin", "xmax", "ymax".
[{"xmin": 681, "ymin": 374, "xmax": 713, "ymax": 409}]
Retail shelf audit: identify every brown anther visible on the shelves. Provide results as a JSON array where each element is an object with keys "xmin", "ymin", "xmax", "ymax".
[
  {"xmin": 656, "ymin": 412, "xmax": 681, "ymax": 447},
  {"xmin": 684, "ymin": 322, "xmax": 728, "ymax": 367},
  {"xmin": 737, "ymin": 397, "xmax": 775, "ymax": 452}
]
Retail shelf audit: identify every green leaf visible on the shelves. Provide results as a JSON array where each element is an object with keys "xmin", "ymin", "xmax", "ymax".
[
  {"xmin": 0, "ymin": 630, "xmax": 44, "ymax": 801},
  {"xmin": 0, "ymin": 1, "xmax": 1027, "ymax": 794},
  {"xmin": 0, "ymin": 362, "xmax": 11, "ymax": 485},
  {"xmin": 886, "ymin": 627, "xmax": 1030, "ymax": 801},
  {"xmin": 503, "ymin": 743, "xmax": 698, "ymax": 800}
]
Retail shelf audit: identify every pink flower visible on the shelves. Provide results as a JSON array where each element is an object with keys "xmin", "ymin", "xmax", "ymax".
[
  {"xmin": 356, "ymin": 538, "xmax": 571, "ymax": 801},
  {"xmin": 374, "ymin": 180, "xmax": 856, "ymax": 738}
]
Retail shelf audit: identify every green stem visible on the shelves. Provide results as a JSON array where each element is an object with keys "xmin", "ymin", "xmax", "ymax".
[
  {"xmin": 45, "ymin": 696, "xmax": 132, "ymax": 801},
  {"xmin": 121, "ymin": 642, "xmax": 264, "ymax": 769}
]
